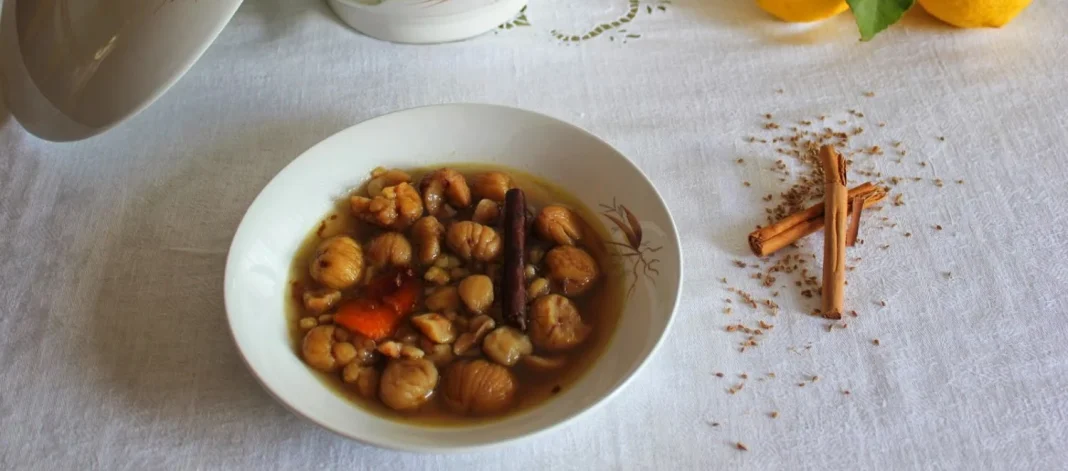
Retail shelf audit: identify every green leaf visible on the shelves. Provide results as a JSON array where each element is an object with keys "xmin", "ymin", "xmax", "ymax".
[{"xmin": 846, "ymin": 0, "xmax": 915, "ymax": 41}]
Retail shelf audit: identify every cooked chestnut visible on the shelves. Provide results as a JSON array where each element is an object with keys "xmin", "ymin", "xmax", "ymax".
[
  {"xmin": 544, "ymin": 245, "xmax": 600, "ymax": 296},
  {"xmin": 442, "ymin": 360, "xmax": 517, "ymax": 415}
]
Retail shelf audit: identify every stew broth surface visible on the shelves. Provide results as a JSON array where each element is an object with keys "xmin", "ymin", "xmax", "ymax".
[{"xmin": 287, "ymin": 164, "xmax": 624, "ymax": 426}]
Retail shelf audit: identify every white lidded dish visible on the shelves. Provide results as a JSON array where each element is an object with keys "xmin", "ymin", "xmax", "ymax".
[
  {"xmin": 327, "ymin": 0, "xmax": 528, "ymax": 44},
  {"xmin": 0, "ymin": 0, "xmax": 242, "ymax": 141}
]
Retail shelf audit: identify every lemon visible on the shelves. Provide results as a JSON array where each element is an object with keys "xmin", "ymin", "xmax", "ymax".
[
  {"xmin": 756, "ymin": 0, "xmax": 850, "ymax": 22},
  {"xmin": 918, "ymin": 0, "xmax": 1032, "ymax": 28}
]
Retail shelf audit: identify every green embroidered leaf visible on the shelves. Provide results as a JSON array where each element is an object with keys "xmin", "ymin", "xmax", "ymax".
[{"xmin": 846, "ymin": 0, "xmax": 915, "ymax": 41}]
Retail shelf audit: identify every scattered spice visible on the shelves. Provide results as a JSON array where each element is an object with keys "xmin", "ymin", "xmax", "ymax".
[
  {"xmin": 770, "ymin": 411, "xmax": 779, "ymax": 419},
  {"xmin": 715, "ymin": 372, "xmax": 725, "ymax": 378},
  {"xmin": 719, "ymin": 101, "xmax": 960, "ymax": 425},
  {"xmin": 736, "ymin": 442, "xmax": 749, "ymax": 451},
  {"xmin": 872, "ymin": 339, "xmax": 880, "ymax": 346}
]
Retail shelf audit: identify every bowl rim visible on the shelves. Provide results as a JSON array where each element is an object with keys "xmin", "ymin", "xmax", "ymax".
[{"xmin": 223, "ymin": 103, "xmax": 684, "ymax": 453}]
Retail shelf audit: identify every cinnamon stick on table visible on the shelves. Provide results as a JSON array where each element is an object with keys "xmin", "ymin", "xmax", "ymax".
[
  {"xmin": 748, "ymin": 183, "xmax": 886, "ymax": 257},
  {"xmin": 820, "ymin": 145, "xmax": 847, "ymax": 320},
  {"xmin": 846, "ymin": 195, "xmax": 865, "ymax": 247}
]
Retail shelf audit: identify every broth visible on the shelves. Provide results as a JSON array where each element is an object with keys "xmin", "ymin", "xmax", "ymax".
[{"xmin": 286, "ymin": 164, "xmax": 624, "ymax": 426}]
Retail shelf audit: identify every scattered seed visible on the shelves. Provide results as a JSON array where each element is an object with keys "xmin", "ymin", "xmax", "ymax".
[
  {"xmin": 770, "ymin": 411, "xmax": 779, "ymax": 418},
  {"xmin": 736, "ymin": 442, "xmax": 748, "ymax": 451},
  {"xmin": 872, "ymin": 338, "xmax": 880, "ymax": 346}
]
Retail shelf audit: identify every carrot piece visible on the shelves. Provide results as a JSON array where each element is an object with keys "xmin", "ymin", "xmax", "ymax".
[
  {"xmin": 337, "ymin": 269, "xmax": 422, "ymax": 341},
  {"xmin": 366, "ymin": 268, "xmax": 421, "ymax": 315},
  {"xmin": 366, "ymin": 270, "xmax": 401, "ymax": 300},
  {"xmin": 334, "ymin": 299, "xmax": 403, "ymax": 341},
  {"xmin": 382, "ymin": 274, "xmax": 421, "ymax": 315}
]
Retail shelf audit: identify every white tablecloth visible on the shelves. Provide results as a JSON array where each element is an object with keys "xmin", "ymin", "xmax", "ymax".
[{"xmin": 3, "ymin": 0, "xmax": 1067, "ymax": 469}]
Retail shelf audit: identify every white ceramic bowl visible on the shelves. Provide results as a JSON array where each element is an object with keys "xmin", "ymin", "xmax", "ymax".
[{"xmin": 224, "ymin": 104, "xmax": 682, "ymax": 452}]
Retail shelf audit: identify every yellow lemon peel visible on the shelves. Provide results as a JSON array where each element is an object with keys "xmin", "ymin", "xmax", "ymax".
[
  {"xmin": 756, "ymin": 0, "xmax": 850, "ymax": 23},
  {"xmin": 918, "ymin": 0, "xmax": 1032, "ymax": 28}
]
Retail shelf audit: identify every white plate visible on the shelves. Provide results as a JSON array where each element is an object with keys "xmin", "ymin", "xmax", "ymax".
[
  {"xmin": 224, "ymin": 104, "xmax": 683, "ymax": 452},
  {"xmin": 0, "ymin": 0, "xmax": 242, "ymax": 141},
  {"xmin": 327, "ymin": 0, "xmax": 527, "ymax": 44}
]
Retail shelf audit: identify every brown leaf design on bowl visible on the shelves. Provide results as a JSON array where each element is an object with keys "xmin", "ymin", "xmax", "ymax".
[{"xmin": 599, "ymin": 198, "xmax": 662, "ymax": 298}]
